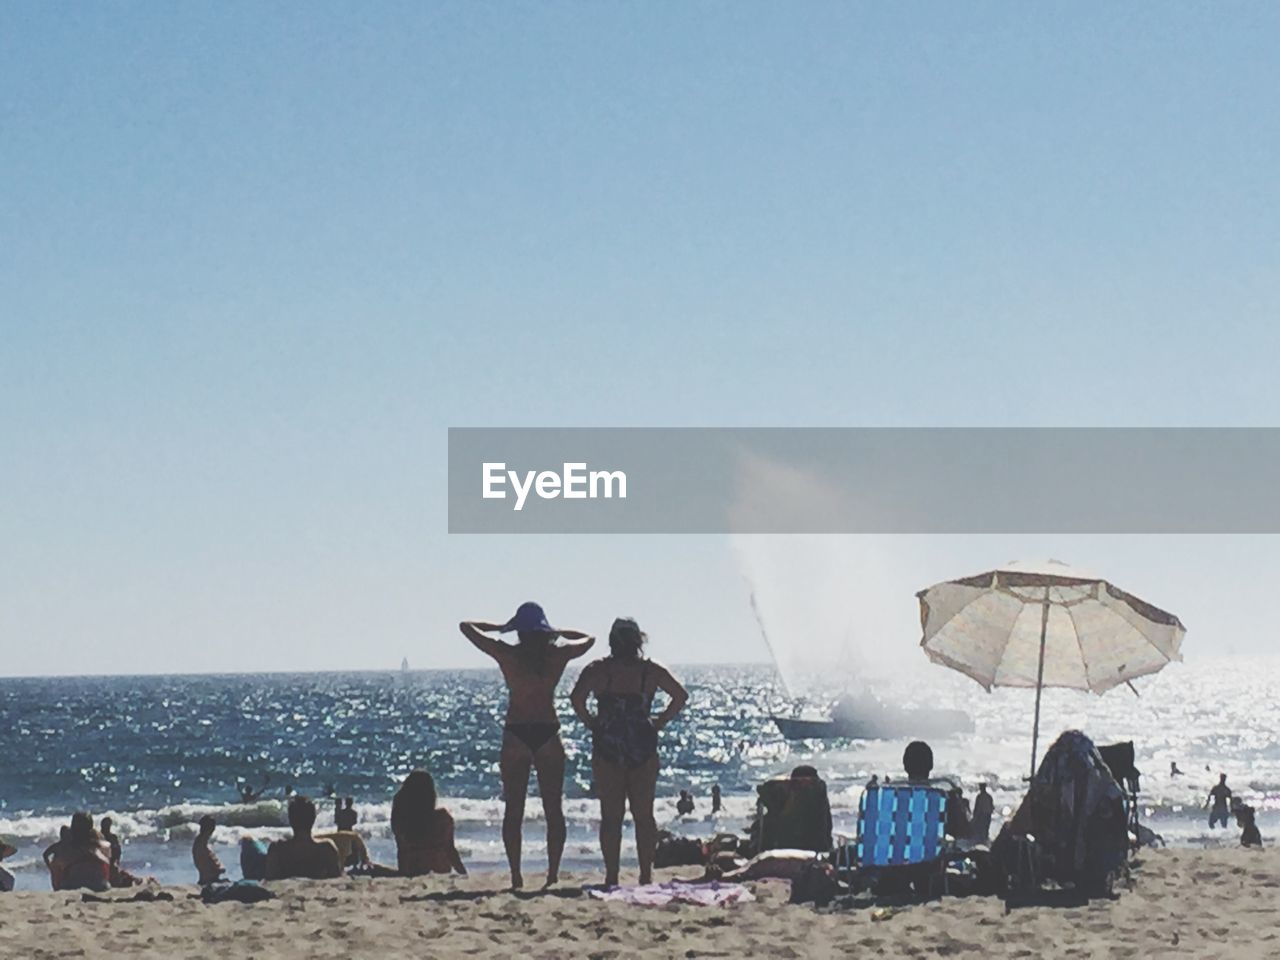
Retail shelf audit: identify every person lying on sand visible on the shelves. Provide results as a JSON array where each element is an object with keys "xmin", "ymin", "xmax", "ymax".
[
  {"xmin": 683, "ymin": 848, "xmax": 822, "ymax": 884},
  {"xmin": 391, "ymin": 769, "xmax": 467, "ymax": 876},
  {"xmin": 193, "ymin": 815, "xmax": 226, "ymax": 885},
  {"xmin": 265, "ymin": 796, "xmax": 342, "ymax": 880}
]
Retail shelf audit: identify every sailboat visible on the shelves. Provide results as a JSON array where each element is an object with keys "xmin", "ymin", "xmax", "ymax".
[
  {"xmin": 771, "ymin": 690, "xmax": 974, "ymax": 740},
  {"xmin": 750, "ymin": 589, "xmax": 973, "ymax": 741},
  {"xmin": 400, "ymin": 657, "xmax": 410, "ymax": 674}
]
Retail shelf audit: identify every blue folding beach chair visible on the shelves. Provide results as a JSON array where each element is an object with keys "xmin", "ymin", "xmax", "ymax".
[{"xmin": 837, "ymin": 783, "xmax": 951, "ymax": 897}]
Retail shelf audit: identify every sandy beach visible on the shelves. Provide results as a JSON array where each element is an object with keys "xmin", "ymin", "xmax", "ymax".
[{"xmin": 1, "ymin": 848, "xmax": 1273, "ymax": 959}]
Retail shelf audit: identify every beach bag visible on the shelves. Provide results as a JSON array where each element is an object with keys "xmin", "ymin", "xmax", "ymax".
[
  {"xmin": 789, "ymin": 859, "xmax": 839, "ymax": 907},
  {"xmin": 653, "ymin": 832, "xmax": 706, "ymax": 868},
  {"xmin": 239, "ymin": 838, "xmax": 270, "ymax": 880}
]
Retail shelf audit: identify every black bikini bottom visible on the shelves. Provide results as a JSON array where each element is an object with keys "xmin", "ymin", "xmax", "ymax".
[{"xmin": 505, "ymin": 722, "xmax": 560, "ymax": 754}]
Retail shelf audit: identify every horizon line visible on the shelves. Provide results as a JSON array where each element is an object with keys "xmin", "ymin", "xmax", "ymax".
[{"xmin": 0, "ymin": 659, "xmax": 780, "ymax": 682}]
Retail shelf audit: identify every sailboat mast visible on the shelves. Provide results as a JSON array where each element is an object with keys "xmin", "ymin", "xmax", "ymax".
[{"xmin": 747, "ymin": 585, "xmax": 792, "ymax": 699}]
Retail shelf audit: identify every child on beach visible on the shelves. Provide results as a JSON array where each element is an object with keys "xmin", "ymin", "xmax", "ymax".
[
  {"xmin": 1235, "ymin": 803, "xmax": 1263, "ymax": 848},
  {"xmin": 192, "ymin": 815, "xmax": 226, "ymax": 885}
]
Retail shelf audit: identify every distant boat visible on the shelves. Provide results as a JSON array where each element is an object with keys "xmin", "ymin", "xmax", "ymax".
[
  {"xmin": 401, "ymin": 657, "xmax": 409, "ymax": 673},
  {"xmin": 771, "ymin": 690, "xmax": 974, "ymax": 741}
]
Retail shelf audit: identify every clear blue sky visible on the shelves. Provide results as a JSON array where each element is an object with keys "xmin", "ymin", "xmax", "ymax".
[{"xmin": 3, "ymin": 3, "xmax": 1279, "ymax": 676}]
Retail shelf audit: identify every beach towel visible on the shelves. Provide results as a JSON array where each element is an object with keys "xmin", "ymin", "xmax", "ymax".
[{"xmin": 586, "ymin": 881, "xmax": 753, "ymax": 907}]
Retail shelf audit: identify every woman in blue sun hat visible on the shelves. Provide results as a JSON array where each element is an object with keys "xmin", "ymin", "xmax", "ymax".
[{"xmin": 459, "ymin": 602, "xmax": 594, "ymax": 890}]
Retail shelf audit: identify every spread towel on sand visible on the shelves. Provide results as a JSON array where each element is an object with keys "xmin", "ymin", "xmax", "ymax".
[{"xmin": 586, "ymin": 881, "xmax": 754, "ymax": 907}]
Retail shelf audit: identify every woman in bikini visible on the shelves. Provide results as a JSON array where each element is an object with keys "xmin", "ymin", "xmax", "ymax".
[
  {"xmin": 459, "ymin": 602, "xmax": 594, "ymax": 890},
  {"xmin": 571, "ymin": 617, "xmax": 688, "ymax": 887}
]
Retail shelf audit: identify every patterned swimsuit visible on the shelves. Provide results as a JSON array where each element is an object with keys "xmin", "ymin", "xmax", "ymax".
[{"xmin": 593, "ymin": 661, "xmax": 658, "ymax": 769}]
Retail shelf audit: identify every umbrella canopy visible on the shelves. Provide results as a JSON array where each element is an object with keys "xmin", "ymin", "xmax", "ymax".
[{"xmin": 917, "ymin": 559, "xmax": 1185, "ymax": 773}]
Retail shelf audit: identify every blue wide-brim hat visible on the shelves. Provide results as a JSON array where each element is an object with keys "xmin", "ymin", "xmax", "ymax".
[{"xmin": 500, "ymin": 601, "xmax": 554, "ymax": 634}]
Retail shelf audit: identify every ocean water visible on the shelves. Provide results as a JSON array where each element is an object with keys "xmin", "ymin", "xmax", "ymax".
[{"xmin": 2, "ymin": 659, "xmax": 1276, "ymax": 891}]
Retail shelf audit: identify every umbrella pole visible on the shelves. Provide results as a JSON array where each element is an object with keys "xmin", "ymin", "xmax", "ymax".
[{"xmin": 1030, "ymin": 587, "xmax": 1051, "ymax": 778}]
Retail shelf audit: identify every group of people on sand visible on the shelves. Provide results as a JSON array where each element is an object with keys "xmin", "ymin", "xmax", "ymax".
[
  {"xmin": 27, "ymin": 600, "xmax": 684, "ymax": 893},
  {"xmin": 460, "ymin": 601, "xmax": 688, "ymax": 889},
  {"xmin": 41, "ymin": 814, "xmax": 148, "ymax": 892},
  {"xmin": 230, "ymin": 591, "xmax": 691, "ymax": 901},
  {"xmin": 214, "ymin": 770, "xmax": 468, "ymax": 884}
]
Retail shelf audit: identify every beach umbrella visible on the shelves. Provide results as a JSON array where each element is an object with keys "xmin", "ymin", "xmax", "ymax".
[{"xmin": 916, "ymin": 560, "xmax": 1185, "ymax": 776}]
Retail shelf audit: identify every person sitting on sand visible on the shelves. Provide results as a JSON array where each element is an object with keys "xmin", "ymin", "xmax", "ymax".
[
  {"xmin": 1208, "ymin": 774, "xmax": 1232, "ymax": 829},
  {"xmin": 97, "ymin": 817, "xmax": 144, "ymax": 887},
  {"xmin": 335, "ymin": 797, "xmax": 357, "ymax": 831},
  {"xmin": 44, "ymin": 826, "xmax": 71, "ymax": 890},
  {"xmin": 904, "ymin": 740, "xmax": 934, "ymax": 782},
  {"xmin": 316, "ymin": 830, "xmax": 373, "ymax": 870},
  {"xmin": 902, "ymin": 741, "xmax": 970, "ymax": 839},
  {"xmin": 676, "ymin": 790, "xmax": 695, "ymax": 816},
  {"xmin": 1235, "ymin": 803, "xmax": 1263, "ymax": 848},
  {"xmin": 193, "ymin": 815, "xmax": 226, "ymax": 885},
  {"xmin": 1170, "ymin": 761, "xmax": 1183, "ymax": 777},
  {"xmin": 265, "ymin": 796, "xmax": 343, "ymax": 881},
  {"xmin": 54, "ymin": 813, "xmax": 113, "ymax": 892},
  {"xmin": 0, "ymin": 839, "xmax": 17, "ymax": 893},
  {"xmin": 571, "ymin": 616, "xmax": 689, "ymax": 888},
  {"xmin": 100, "ymin": 817, "xmax": 121, "ymax": 869},
  {"xmin": 460, "ymin": 602, "xmax": 595, "ymax": 890},
  {"xmin": 391, "ymin": 769, "xmax": 467, "ymax": 876},
  {"xmin": 751, "ymin": 766, "xmax": 833, "ymax": 856},
  {"xmin": 970, "ymin": 783, "xmax": 994, "ymax": 843}
]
